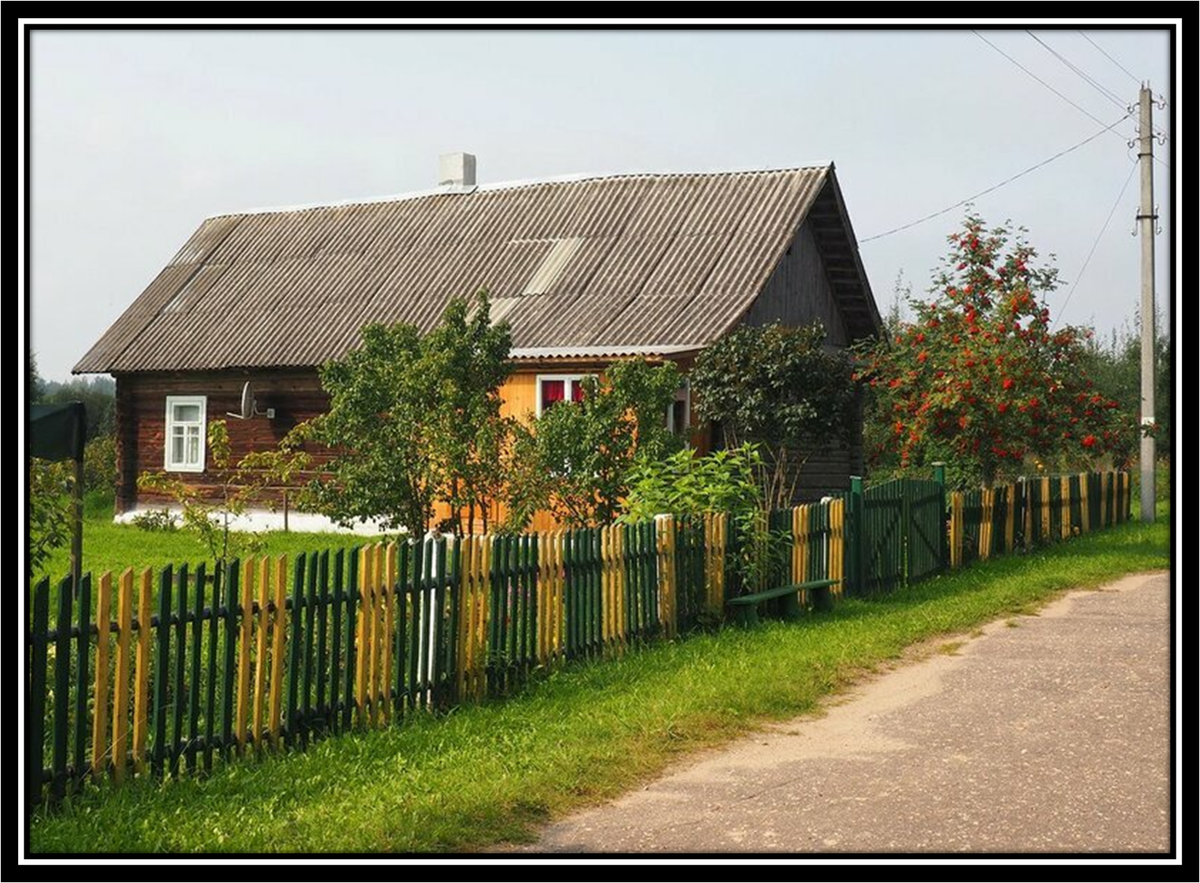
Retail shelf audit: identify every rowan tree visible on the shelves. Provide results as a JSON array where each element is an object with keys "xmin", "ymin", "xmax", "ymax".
[{"xmin": 856, "ymin": 213, "xmax": 1137, "ymax": 488}]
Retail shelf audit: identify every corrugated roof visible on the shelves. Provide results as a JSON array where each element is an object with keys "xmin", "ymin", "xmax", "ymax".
[{"xmin": 74, "ymin": 165, "xmax": 875, "ymax": 373}]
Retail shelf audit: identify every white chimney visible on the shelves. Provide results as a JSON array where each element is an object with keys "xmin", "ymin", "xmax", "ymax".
[{"xmin": 438, "ymin": 152, "xmax": 476, "ymax": 188}]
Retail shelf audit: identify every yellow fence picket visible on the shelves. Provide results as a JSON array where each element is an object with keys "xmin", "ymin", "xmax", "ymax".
[
  {"xmin": 829, "ymin": 499, "xmax": 845, "ymax": 593},
  {"xmin": 111, "ymin": 568, "xmax": 133, "ymax": 783},
  {"xmin": 1005, "ymin": 483, "xmax": 1016, "ymax": 552},
  {"xmin": 599, "ymin": 526, "xmax": 612, "ymax": 647},
  {"xmin": 979, "ymin": 489, "xmax": 993, "ymax": 560},
  {"xmin": 269, "ymin": 555, "xmax": 287, "ymax": 747},
  {"xmin": 1080, "ymin": 473, "xmax": 1090, "ymax": 533},
  {"xmin": 132, "ymin": 568, "xmax": 152, "ymax": 775},
  {"xmin": 657, "ymin": 516, "xmax": 677, "ymax": 639},
  {"xmin": 91, "ymin": 571, "xmax": 113, "ymax": 779},
  {"xmin": 1040, "ymin": 477, "xmax": 1052, "ymax": 540},
  {"xmin": 252, "ymin": 557, "xmax": 269, "ymax": 748}
]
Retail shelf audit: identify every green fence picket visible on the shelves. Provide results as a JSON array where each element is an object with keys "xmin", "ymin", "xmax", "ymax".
[
  {"xmin": 72, "ymin": 573, "xmax": 92, "ymax": 785},
  {"xmin": 170, "ymin": 564, "xmax": 188, "ymax": 778},
  {"xmin": 285, "ymin": 554, "xmax": 304, "ymax": 746},
  {"xmin": 221, "ymin": 560, "xmax": 240, "ymax": 761},
  {"xmin": 150, "ymin": 567, "xmax": 172, "ymax": 780},
  {"xmin": 52, "ymin": 577, "xmax": 73, "ymax": 799},
  {"xmin": 187, "ymin": 564, "xmax": 205, "ymax": 772},
  {"xmin": 29, "ymin": 578, "xmax": 51, "ymax": 809},
  {"xmin": 316, "ymin": 550, "xmax": 330, "ymax": 728},
  {"xmin": 202, "ymin": 565, "xmax": 220, "ymax": 772}
]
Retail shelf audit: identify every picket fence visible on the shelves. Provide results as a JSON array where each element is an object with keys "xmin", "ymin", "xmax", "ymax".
[{"xmin": 27, "ymin": 469, "xmax": 1129, "ymax": 808}]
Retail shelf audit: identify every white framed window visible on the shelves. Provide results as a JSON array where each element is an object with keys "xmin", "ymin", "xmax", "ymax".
[
  {"xmin": 536, "ymin": 374, "xmax": 595, "ymax": 417},
  {"xmin": 667, "ymin": 380, "xmax": 691, "ymax": 437},
  {"xmin": 164, "ymin": 395, "xmax": 207, "ymax": 472}
]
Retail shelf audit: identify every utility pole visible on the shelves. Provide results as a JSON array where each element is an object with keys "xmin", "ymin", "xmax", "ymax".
[{"xmin": 1136, "ymin": 84, "xmax": 1157, "ymax": 523}]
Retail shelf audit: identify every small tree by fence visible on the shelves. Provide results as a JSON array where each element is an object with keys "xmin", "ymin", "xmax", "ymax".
[{"xmin": 27, "ymin": 469, "xmax": 1131, "ymax": 809}]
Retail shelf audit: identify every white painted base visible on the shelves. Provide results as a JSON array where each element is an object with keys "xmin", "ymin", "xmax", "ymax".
[{"xmin": 114, "ymin": 505, "xmax": 399, "ymax": 536}]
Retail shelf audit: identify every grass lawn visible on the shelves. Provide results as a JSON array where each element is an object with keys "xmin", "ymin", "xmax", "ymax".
[
  {"xmin": 36, "ymin": 493, "xmax": 385, "ymax": 591},
  {"xmin": 28, "ymin": 502, "xmax": 1169, "ymax": 854}
]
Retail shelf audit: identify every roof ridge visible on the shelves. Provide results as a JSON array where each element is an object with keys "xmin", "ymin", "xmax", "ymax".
[{"xmin": 205, "ymin": 164, "xmax": 832, "ymax": 220}]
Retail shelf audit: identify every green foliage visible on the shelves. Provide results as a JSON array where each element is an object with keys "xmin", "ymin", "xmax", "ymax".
[
  {"xmin": 518, "ymin": 359, "xmax": 683, "ymax": 528},
  {"xmin": 856, "ymin": 213, "xmax": 1141, "ymax": 489},
  {"xmin": 40, "ymin": 376, "xmax": 117, "ymax": 439},
  {"xmin": 82, "ymin": 436, "xmax": 117, "ymax": 493},
  {"xmin": 28, "ymin": 457, "xmax": 72, "ymax": 577},
  {"xmin": 621, "ymin": 444, "xmax": 790, "ymax": 595},
  {"xmin": 30, "ymin": 517, "xmax": 1167, "ymax": 854},
  {"xmin": 691, "ymin": 321, "xmax": 856, "ymax": 509},
  {"xmin": 621, "ymin": 445, "xmax": 762, "ymax": 521},
  {"xmin": 305, "ymin": 292, "xmax": 514, "ymax": 537},
  {"xmin": 130, "ymin": 508, "xmax": 179, "ymax": 532},
  {"xmin": 29, "ymin": 352, "xmax": 40, "ymax": 405},
  {"xmin": 138, "ymin": 420, "xmax": 310, "ymax": 566},
  {"xmin": 1076, "ymin": 321, "xmax": 1171, "ymax": 460},
  {"xmin": 420, "ymin": 294, "xmax": 517, "ymax": 535}
]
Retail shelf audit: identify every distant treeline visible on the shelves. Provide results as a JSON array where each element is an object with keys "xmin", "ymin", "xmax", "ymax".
[{"xmin": 29, "ymin": 354, "xmax": 115, "ymax": 439}]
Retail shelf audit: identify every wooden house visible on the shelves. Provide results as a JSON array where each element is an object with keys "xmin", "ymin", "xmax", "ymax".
[{"xmin": 74, "ymin": 156, "xmax": 882, "ymax": 532}]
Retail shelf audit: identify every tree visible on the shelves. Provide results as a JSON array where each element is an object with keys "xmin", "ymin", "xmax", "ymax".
[
  {"xmin": 305, "ymin": 292, "xmax": 514, "ymax": 538},
  {"xmin": 420, "ymin": 294, "xmax": 516, "ymax": 535},
  {"xmin": 690, "ymin": 321, "xmax": 856, "ymax": 510},
  {"xmin": 29, "ymin": 458, "xmax": 72, "ymax": 577},
  {"xmin": 855, "ymin": 213, "xmax": 1138, "ymax": 488},
  {"xmin": 43, "ymin": 376, "xmax": 117, "ymax": 439},
  {"xmin": 516, "ymin": 358, "xmax": 683, "ymax": 528},
  {"xmin": 29, "ymin": 351, "xmax": 45, "ymax": 403},
  {"xmin": 1077, "ymin": 317, "xmax": 1172, "ymax": 461}
]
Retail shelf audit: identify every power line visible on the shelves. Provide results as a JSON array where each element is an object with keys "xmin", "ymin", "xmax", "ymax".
[
  {"xmin": 1054, "ymin": 161, "xmax": 1138, "ymax": 327},
  {"xmin": 1075, "ymin": 30, "xmax": 1170, "ymax": 131},
  {"xmin": 860, "ymin": 114, "xmax": 1130, "ymax": 244},
  {"xmin": 1077, "ymin": 30, "xmax": 1142, "ymax": 86},
  {"xmin": 1026, "ymin": 31, "xmax": 1127, "ymax": 111},
  {"xmin": 973, "ymin": 31, "xmax": 1134, "ymax": 140}
]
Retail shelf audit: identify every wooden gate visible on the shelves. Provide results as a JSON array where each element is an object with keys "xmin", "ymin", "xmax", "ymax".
[{"xmin": 861, "ymin": 477, "xmax": 946, "ymax": 593}]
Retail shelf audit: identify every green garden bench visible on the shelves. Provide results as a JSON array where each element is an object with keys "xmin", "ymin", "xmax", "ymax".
[{"xmin": 725, "ymin": 579, "xmax": 840, "ymax": 627}]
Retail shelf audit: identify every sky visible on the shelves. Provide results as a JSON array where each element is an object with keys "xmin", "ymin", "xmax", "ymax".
[{"xmin": 26, "ymin": 25, "xmax": 1176, "ymax": 381}]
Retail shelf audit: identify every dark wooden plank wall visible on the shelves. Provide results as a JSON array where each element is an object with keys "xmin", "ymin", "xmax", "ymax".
[
  {"xmin": 742, "ymin": 220, "xmax": 849, "ymax": 345},
  {"xmin": 115, "ymin": 369, "xmax": 330, "ymax": 513},
  {"xmin": 740, "ymin": 220, "xmax": 869, "ymax": 501}
]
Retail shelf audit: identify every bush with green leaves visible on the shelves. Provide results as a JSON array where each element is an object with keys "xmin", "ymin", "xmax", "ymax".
[
  {"xmin": 690, "ymin": 321, "xmax": 856, "ymax": 510},
  {"xmin": 138, "ymin": 420, "xmax": 309, "ymax": 566},
  {"xmin": 621, "ymin": 444, "xmax": 761, "ymax": 522},
  {"xmin": 29, "ymin": 457, "xmax": 73, "ymax": 577},
  {"xmin": 130, "ymin": 508, "xmax": 179, "ymax": 532},
  {"xmin": 620, "ymin": 443, "xmax": 790, "ymax": 595},
  {"xmin": 515, "ymin": 358, "xmax": 684, "ymax": 528},
  {"xmin": 82, "ymin": 435, "xmax": 117, "ymax": 494}
]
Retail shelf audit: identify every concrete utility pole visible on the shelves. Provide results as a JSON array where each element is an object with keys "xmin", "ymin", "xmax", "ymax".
[{"xmin": 1136, "ymin": 85, "xmax": 1157, "ymax": 524}]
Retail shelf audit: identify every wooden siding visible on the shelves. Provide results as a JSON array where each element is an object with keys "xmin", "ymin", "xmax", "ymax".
[
  {"xmin": 741, "ymin": 220, "xmax": 849, "ymax": 345},
  {"xmin": 117, "ymin": 352, "xmax": 848, "ymax": 526},
  {"xmin": 117, "ymin": 370, "xmax": 332, "ymax": 513}
]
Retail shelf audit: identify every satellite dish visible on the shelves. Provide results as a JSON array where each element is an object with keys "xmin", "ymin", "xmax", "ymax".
[{"xmin": 227, "ymin": 381, "xmax": 275, "ymax": 420}]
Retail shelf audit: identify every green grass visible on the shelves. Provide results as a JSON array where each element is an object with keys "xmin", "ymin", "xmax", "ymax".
[
  {"xmin": 29, "ymin": 509, "xmax": 1168, "ymax": 854},
  {"xmin": 36, "ymin": 493, "xmax": 384, "ymax": 589}
]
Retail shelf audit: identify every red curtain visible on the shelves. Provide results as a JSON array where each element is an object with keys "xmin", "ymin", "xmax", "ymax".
[
  {"xmin": 542, "ymin": 379, "xmax": 565, "ymax": 410},
  {"xmin": 571, "ymin": 380, "xmax": 585, "ymax": 402}
]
